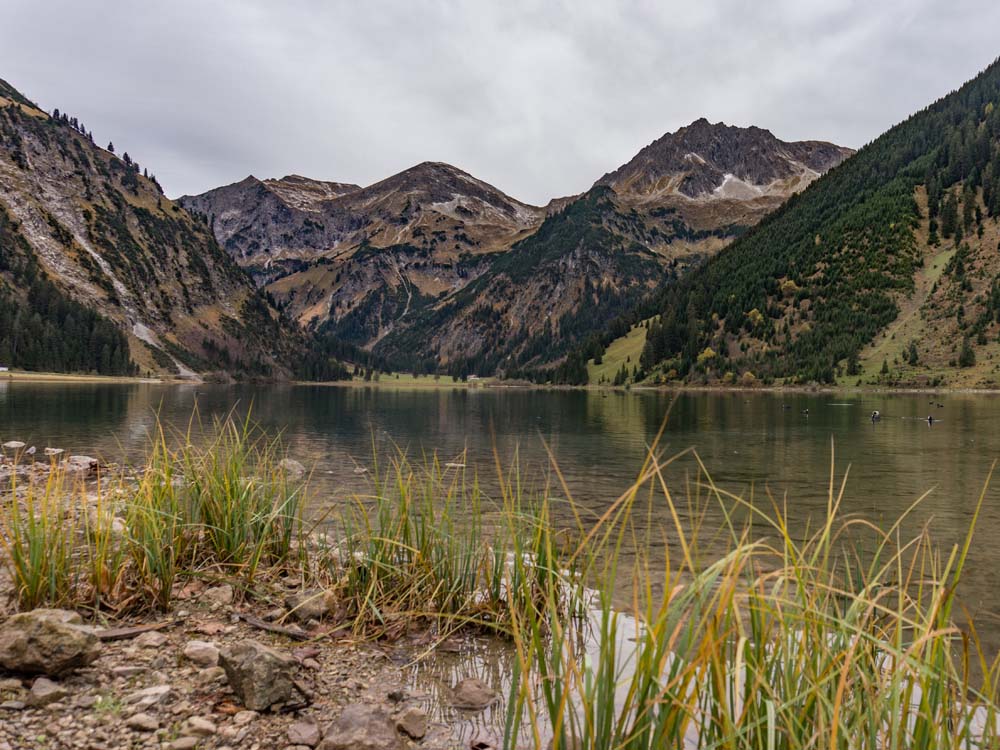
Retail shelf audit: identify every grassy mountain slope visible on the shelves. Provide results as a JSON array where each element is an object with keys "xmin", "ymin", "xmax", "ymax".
[{"xmin": 635, "ymin": 58, "xmax": 1000, "ymax": 386}]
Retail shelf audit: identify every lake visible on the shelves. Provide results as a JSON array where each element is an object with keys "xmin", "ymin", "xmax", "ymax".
[{"xmin": 3, "ymin": 380, "xmax": 1000, "ymax": 649}]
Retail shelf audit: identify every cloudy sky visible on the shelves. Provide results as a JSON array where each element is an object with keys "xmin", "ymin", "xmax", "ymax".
[{"xmin": 4, "ymin": 1, "xmax": 999, "ymax": 205}]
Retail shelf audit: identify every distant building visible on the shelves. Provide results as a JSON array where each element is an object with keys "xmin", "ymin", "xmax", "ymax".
[{"xmin": 0, "ymin": 366, "xmax": 8, "ymax": 372}]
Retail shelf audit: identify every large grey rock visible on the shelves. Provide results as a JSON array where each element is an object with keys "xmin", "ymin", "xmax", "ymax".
[
  {"xmin": 318, "ymin": 704, "xmax": 403, "ymax": 750},
  {"xmin": 451, "ymin": 677, "xmax": 498, "ymax": 710},
  {"xmin": 0, "ymin": 609, "xmax": 101, "ymax": 676},
  {"xmin": 219, "ymin": 640, "xmax": 295, "ymax": 711}
]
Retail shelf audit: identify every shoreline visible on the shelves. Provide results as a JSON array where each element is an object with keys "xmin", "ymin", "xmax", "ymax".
[
  {"xmin": 8, "ymin": 369, "xmax": 1000, "ymax": 396},
  {"xmin": 1, "ymin": 370, "xmax": 167, "ymax": 385}
]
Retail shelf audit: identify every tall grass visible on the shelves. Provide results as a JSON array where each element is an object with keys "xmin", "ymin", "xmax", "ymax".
[
  {"xmin": 0, "ymin": 467, "xmax": 78, "ymax": 609},
  {"xmin": 0, "ymin": 415, "xmax": 307, "ymax": 613},
  {"xmin": 504, "ymin": 441, "xmax": 1000, "ymax": 750},
  {"xmin": 328, "ymin": 450, "xmax": 584, "ymax": 638}
]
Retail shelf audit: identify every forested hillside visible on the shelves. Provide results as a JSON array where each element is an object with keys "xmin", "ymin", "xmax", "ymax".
[
  {"xmin": 634, "ymin": 57, "xmax": 1000, "ymax": 385},
  {"xmin": 0, "ymin": 77, "xmax": 338, "ymax": 379}
]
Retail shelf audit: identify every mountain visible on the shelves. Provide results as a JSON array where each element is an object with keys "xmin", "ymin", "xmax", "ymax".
[
  {"xmin": 184, "ymin": 123, "xmax": 851, "ymax": 376},
  {"xmin": 596, "ymin": 118, "xmax": 853, "ymax": 248},
  {"xmin": 370, "ymin": 186, "xmax": 666, "ymax": 377},
  {"xmin": 634, "ymin": 57, "xmax": 1000, "ymax": 387},
  {"xmin": 179, "ymin": 162, "xmax": 544, "ymax": 286},
  {"xmin": 0, "ymin": 78, "xmax": 311, "ymax": 379},
  {"xmin": 367, "ymin": 123, "xmax": 852, "ymax": 377}
]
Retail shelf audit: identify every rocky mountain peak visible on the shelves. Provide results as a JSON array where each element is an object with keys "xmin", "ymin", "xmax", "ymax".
[{"xmin": 597, "ymin": 119, "xmax": 853, "ymax": 200}]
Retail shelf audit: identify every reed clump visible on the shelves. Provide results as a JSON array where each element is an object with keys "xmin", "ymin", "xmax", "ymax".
[
  {"xmin": 0, "ymin": 417, "xmax": 581, "ymax": 638},
  {"xmin": 504, "ymin": 442, "xmax": 1000, "ymax": 750},
  {"xmin": 0, "ymin": 416, "xmax": 306, "ymax": 614}
]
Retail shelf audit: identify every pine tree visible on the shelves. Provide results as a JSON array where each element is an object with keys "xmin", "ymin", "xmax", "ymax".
[{"xmin": 958, "ymin": 337, "xmax": 976, "ymax": 367}]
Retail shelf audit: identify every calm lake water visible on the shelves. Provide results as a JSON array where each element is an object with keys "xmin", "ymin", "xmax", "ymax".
[
  {"xmin": 5, "ymin": 380, "xmax": 1000, "ymax": 743},
  {"xmin": 3, "ymin": 381, "xmax": 1000, "ymax": 642}
]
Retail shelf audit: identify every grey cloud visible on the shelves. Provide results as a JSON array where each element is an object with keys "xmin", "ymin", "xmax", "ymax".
[{"xmin": 4, "ymin": 0, "xmax": 998, "ymax": 205}]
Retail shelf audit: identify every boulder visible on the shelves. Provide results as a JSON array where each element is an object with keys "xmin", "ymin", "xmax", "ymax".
[
  {"xmin": 0, "ymin": 609, "xmax": 101, "ymax": 676},
  {"xmin": 219, "ymin": 640, "xmax": 296, "ymax": 711},
  {"xmin": 451, "ymin": 677, "xmax": 498, "ymax": 711},
  {"xmin": 318, "ymin": 704, "xmax": 403, "ymax": 750}
]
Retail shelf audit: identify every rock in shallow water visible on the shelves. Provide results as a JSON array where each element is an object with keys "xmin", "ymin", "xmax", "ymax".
[
  {"xmin": 451, "ymin": 677, "xmax": 498, "ymax": 711},
  {"xmin": 0, "ymin": 609, "xmax": 101, "ymax": 676}
]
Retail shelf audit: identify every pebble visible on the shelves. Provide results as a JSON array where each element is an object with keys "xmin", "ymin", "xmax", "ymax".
[
  {"xmin": 183, "ymin": 640, "xmax": 220, "ymax": 666},
  {"xmin": 185, "ymin": 716, "xmax": 218, "ymax": 736},
  {"xmin": 233, "ymin": 710, "xmax": 257, "ymax": 726},
  {"xmin": 286, "ymin": 720, "xmax": 320, "ymax": 746},
  {"xmin": 170, "ymin": 738, "xmax": 201, "ymax": 750},
  {"xmin": 126, "ymin": 712, "xmax": 159, "ymax": 732},
  {"xmin": 125, "ymin": 684, "xmax": 172, "ymax": 708},
  {"xmin": 28, "ymin": 677, "xmax": 68, "ymax": 707}
]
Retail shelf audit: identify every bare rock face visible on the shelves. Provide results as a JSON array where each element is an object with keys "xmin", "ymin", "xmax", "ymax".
[
  {"xmin": 218, "ymin": 640, "xmax": 296, "ymax": 711},
  {"xmin": 596, "ymin": 118, "xmax": 854, "ymax": 201},
  {"xmin": 317, "ymin": 704, "xmax": 403, "ymax": 750},
  {"xmin": 0, "ymin": 609, "xmax": 101, "ymax": 676}
]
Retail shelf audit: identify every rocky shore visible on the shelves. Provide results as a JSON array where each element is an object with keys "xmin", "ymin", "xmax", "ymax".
[
  {"xmin": 0, "ymin": 580, "xmax": 510, "ymax": 750},
  {"xmin": 0, "ymin": 444, "xmax": 514, "ymax": 750}
]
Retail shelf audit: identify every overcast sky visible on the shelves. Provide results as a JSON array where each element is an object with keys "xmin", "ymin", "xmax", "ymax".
[{"xmin": 4, "ymin": 1, "xmax": 999, "ymax": 205}]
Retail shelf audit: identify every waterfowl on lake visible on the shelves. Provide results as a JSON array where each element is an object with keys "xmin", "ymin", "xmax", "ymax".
[
  {"xmin": 871, "ymin": 410, "xmax": 881, "ymax": 422},
  {"xmin": 927, "ymin": 415, "xmax": 935, "ymax": 425}
]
